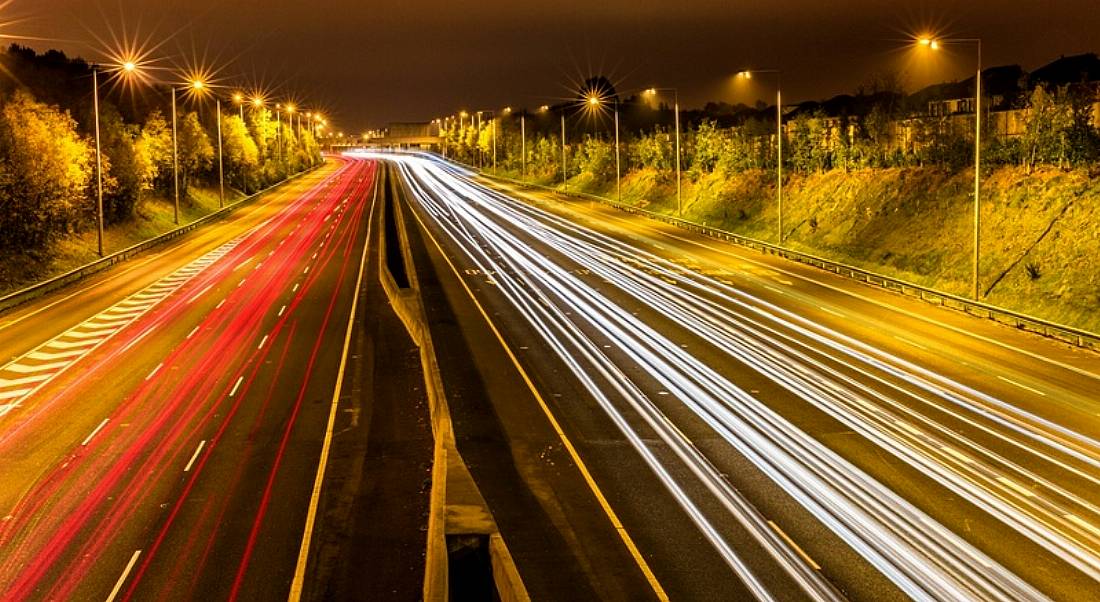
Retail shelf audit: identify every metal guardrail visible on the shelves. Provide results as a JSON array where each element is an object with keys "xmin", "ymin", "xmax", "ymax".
[
  {"xmin": 475, "ymin": 169, "xmax": 1100, "ymax": 352},
  {"xmin": 0, "ymin": 163, "xmax": 323, "ymax": 316}
]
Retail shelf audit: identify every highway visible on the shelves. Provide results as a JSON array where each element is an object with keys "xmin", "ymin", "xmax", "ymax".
[
  {"xmin": 0, "ymin": 157, "xmax": 381, "ymax": 600},
  {"xmin": 380, "ymin": 151, "xmax": 1100, "ymax": 601}
]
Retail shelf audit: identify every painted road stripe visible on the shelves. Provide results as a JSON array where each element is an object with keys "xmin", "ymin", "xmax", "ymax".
[
  {"xmin": 105, "ymin": 550, "xmax": 141, "ymax": 602},
  {"xmin": 996, "ymin": 375, "xmax": 1047, "ymax": 397},
  {"xmin": 0, "ymin": 389, "xmax": 32, "ymax": 401},
  {"xmin": 0, "ymin": 374, "xmax": 51, "ymax": 388},
  {"xmin": 81, "ymin": 418, "xmax": 109, "ymax": 446},
  {"xmin": 65, "ymin": 328, "xmax": 116, "ymax": 340},
  {"xmin": 47, "ymin": 339, "xmax": 101, "ymax": 350},
  {"xmin": 292, "ymin": 283, "xmax": 300, "ymax": 292},
  {"xmin": 145, "ymin": 363, "xmax": 163, "ymax": 381},
  {"xmin": 817, "ymin": 305, "xmax": 845, "ymax": 318},
  {"xmin": 188, "ymin": 284, "xmax": 214, "ymax": 303},
  {"xmin": 120, "ymin": 328, "xmax": 154, "ymax": 354},
  {"xmin": 184, "ymin": 440, "xmax": 206, "ymax": 472},
  {"xmin": 258, "ymin": 335, "xmax": 269, "ymax": 350},
  {"xmin": 768, "ymin": 520, "xmax": 821, "ymax": 570},
  {"xmin": 229, "ymin": 376, "xmax": 244, "ymax": 397},
  {"xmin": 997, "ymin": 476, "xmax": 1036, "ymax": 497},
  {"xmin": 1065, "ymin": 514, "xmax": 1100, "ymax": 538},
  {"xmin": 278, "ymin": 305, "xmax": 286, "ymax": 317},
  {"xmin": 187, "ymin": 325, "xmax": 200, "ymax": 339},
  {"xmin": 27, "ymin": 350, "xmax": 86, "ymax": 361},
  {"xmin": 6, "ymin": 361, "xmax": 70, "ymax": 374},
  {"xmin": 216, "ymin": 299, "xmax": 227, "ymax": 309}
]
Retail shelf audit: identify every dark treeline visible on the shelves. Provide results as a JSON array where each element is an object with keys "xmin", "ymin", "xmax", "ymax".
[
  {"xmin": 443, "ymin": 54, "xmax": 1100, "ymax": 182},
  {"xmin": 0, "ymin": 45, "xmax": 322, "ymax": 254}
]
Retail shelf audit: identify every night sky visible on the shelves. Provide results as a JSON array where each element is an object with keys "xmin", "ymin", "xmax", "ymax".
[{"xmin": 14, "ymin": 0, "xmax": 1100, "ymax": 131}]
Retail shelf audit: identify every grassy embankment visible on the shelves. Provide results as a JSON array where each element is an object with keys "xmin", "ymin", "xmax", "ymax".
[
  {"xmin": 510, "ymin": 165, "xmax": 1100, "ymax": 334},
  {"xmin": 0, "ymin": 187, "xmax": 241, "ymax": 297}
]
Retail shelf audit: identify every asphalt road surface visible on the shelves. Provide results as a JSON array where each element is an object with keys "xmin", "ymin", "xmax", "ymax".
[
  {"xmin": 379, "ymin": 151, "xmax": 1100, "ymax": 601},
  {"xmin": 0, "ymin": 157, "xmax": 381, "ymax": 600}
]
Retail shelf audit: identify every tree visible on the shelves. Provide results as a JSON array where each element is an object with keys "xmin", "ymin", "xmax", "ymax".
[
  {"xmin": 220, "ymin": 113, "xmax": 259, "ymax": 191},
  {"xmin": 96, "ymin": 103, "xmax": 142, "ymax": 223},
  {"xmin": 0, "ymin": 91, "xmax": 93, "ymax": 251},
  {"xmin": 177, "ymin": 111, "xmax": 214, "ymax": 195},
  {"xmin": 139, "ymin": 110, "xmax": 173, "ymax": 195}
]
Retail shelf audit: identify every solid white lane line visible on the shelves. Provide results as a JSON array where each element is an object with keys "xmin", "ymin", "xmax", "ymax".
[
  {"xmin": 996, "ymin": 375, "xmax": 1047, "ymax": 397},
  {"xmin": 106, "ymin": 549, "xmax": 141, "ymax": 602},
  {"xmin": 229, "ymin": 375, "xmax": 243, "ymax": 397},
  {"xmin": 82, "ymin": 418, "xmax": 109, "ymax": 446},
  {"xmin": 145, "ymin": 363, "xmax": 163, "ymax": 381},
  {"xmin": 278, "ymin": 305, "xmax": 287, "ymax": 317},
  {"xmin": 187, "ymin": 325, "xmax": 200, "ymax": 339},
  {"xmin": 187, "ymin": 284, "xmax": 213, "ymax": 303},
  {"xmin": 258, "ymin": 335, "xmax": 269, "ymax": 350},
  {"xmin": 289, "ymin": 170, "xmax": 374, "ymax": 602},
  {"xmin": 184, "ymin": 440, "xmax": 207, "ymax": 472}
]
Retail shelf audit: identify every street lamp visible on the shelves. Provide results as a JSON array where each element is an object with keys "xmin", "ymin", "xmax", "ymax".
[
  {"xmin": 737, "ymin": 70, "xmax": 783, "ymax": 242},
  {"xmin": 91, "ymin": 60, "xmax": 141, "ymax": 256},
  {"xmin": 586, "ymin": 93, "xmax": 622, "ymax": 203},
  {"xmin": 918, "ymin": 35, "xmax": 983, "ymax": 300},
  {"xmin": 643, "ymin": 87, "xmax": 681, "ymax": 215}
]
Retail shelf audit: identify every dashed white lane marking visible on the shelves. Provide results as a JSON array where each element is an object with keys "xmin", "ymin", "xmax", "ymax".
[
  {"xmin": 278, "ymin": 305, "xmax": 287, "ymax": 317},
  {"xmin": 292, "ymin": 283, "xmax": 300, "ymax": 293},
  {"xmin": 186, "ymin": 326, "xmax": 200, "ymax": 339},
  {"xmin": 303, "ymin": 266, "xmax": 310, "ymax": 275},
  {"xmin": 817, "ymin": 305, "xmax": 845, "ymax": 318},
  {"xmin": 893, "ymin": 335, "xmax": 928, "ymax": 350},
  {"xmin": 106, "ymin": 549, "xmax": 141, "ymax": 602},
  {"xmin": 188, "ymin": 284, "xmax": 214, "ymax": 303},
  {"xmin": 258, "ymin": 335, "xmax": 269, "ymax": 350},
  {"xmin": 184, "ymin": 440, "xmax": 207, "ymax": 472},
  {"xmin": 81, "ymin": 418, "xmax": 109, "ymax": 446},
  {"xmin": 996, "ymin": 375, "xmax": 1047, "ymax": 397},
  {"xmin": 216, "ymin": 299, "xmax": 227, "ymax": 309},
  {"xmin": 145, "ymin": 362, "xmax": 163, "ymax": 381},
  {"xmin": 229, "ymin": 376, "xmax": 244, "ymax": 397}
]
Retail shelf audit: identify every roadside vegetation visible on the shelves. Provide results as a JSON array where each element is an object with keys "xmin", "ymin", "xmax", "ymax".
[
  {"xmin": 0, "ymin": 46, "xmax": 322, "ymax": 295},
  {"xmin": 444, "ymin": 68, "xmax": 1100, "ymax": 332}
]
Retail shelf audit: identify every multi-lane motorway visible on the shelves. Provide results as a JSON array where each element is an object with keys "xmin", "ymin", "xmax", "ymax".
[
  {"xmin": 0, "ymin": 158, "xmax": 380, "ymax": 600},
  {"xmin": 382, "ymin": 152, "xmax": 1100, "ymax": 601},
  {"xmin": 2, "ymin": 150, "xmax": 1099, "ymax": 600}
]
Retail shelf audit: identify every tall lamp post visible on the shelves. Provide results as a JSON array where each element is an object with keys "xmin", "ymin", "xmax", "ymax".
[
  {"xmin": 520, "ymin": 111, "xmax": 527, "ymax": 178},
  {"xmin": 90, "ymin": 60, "xmax": 140, "ymax": 256},
  {"xmin": 919, "ymin": 36, "xmax": 983, "ymax": 300},
  {"xmin": 643, "ymin": 87, "xmax": 681, "ymax": 215},
  {"xmin": 736, "ymin": 70, "xmax": 783, "ymax": 242},
  {"xmin": 586, "ymin": 93, "xmax": 622, "ymax": 203}
]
